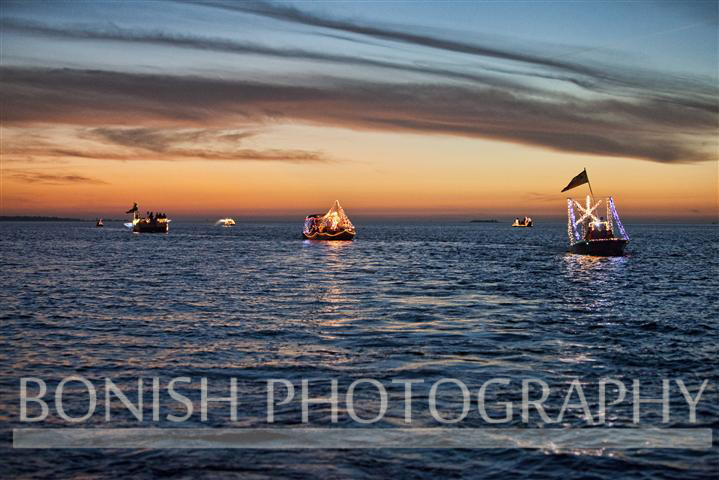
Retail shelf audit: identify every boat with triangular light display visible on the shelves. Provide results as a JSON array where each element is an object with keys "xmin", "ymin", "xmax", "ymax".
[
  {"xmin": 302, "ymin": 200, "xmax": 356, "ymax": 240},
  {"xmin": 562, "ymin": 169, "xmax": 629, "ymax": 256}
]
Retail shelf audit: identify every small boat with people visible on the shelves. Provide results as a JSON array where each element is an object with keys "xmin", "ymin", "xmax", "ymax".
[
  {"xmin": 303, "ymin": 200, "xmax": 356, "ymax": 240},
  {"xmin": 124, "ymin": 202, "xmax": 170, "ymax": 233},
  {"xmin": 562, "ymin": 169, "xmax": 629, "ymax": 256},
  {"xmin": 96, "ymin": 218, "xmax": 104, "ymax": 228},
  {"xmin": 512, "ymin": 216, "xmax": 533, "ymax": 227}
]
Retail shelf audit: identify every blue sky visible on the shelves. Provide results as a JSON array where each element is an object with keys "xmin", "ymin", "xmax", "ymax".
[{"xmin": 3, "ymin": 0, "xmax": 716, "ymax": 77}]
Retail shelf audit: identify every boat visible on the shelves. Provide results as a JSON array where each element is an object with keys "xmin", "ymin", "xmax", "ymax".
[
  {"xmin": 124, "ymin": 202, "xmax": 170, "ymax": 233},
  {"xmin": 303, "ymin": 200, "xmax": 356, "ymax": 240},
  {"xmin": 512, "ymin": 216, "xmax": 533, "ymax": 227},
  {"xmin": 567, "ymin": 195, "xmax": 628, "ymax": 256},
  {"xmin": 562, "ymin": 169, "xmax": 629, "ymax": 256},
  {"xmin": 96, "ymin": 218, "xmax": 104, "ymax": 228},
  {"xmin": 217, "ymin": 218, "xmax": 236, "ymax": 227}
]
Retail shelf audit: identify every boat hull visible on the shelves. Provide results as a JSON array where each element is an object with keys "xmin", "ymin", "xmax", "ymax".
[
  {"xmin": 570, "ymin": 239, "xmax": 627, "ymax": 256},
  {"xmin": 303, "ymin": 231, "xmax": 355, "ymax": 241},
  {"xmin": 133, "ymin": 223, "xmax": 169, "ymax": 233}
]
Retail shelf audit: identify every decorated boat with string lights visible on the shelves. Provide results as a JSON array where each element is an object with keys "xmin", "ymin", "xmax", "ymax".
[
  {"xmin": 566, "ymin": 195, "xmax": 629, "ymax": 256},
  {"xmin": 303, "ymin": 200, "xmax": 356, "ymax": 240},
  {"xmin": 124, "ymin": 202, "xmax": 170, "ymax": 233},
  {"xmin": 562, "ymin": 169, "xmax": 629, "ymax": 256}
]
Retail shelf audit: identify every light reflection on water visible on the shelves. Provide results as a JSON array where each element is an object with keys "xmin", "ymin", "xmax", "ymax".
[{"xmin": 0, "ymin": 222, "xmax": 717, "ymax": 477}]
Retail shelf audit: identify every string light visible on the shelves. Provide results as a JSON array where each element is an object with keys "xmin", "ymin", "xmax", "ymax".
[
  {"xmin": 303, "ymin": 200, "xmax": 355, "ymax": 239},
  {"xmin": 567, "ymin": 196, "xmax": 630, "ymax": 246},
  {"xmin": 573, "ymin": 195, "xmax": 602, "ymax": 226},
  {"xmin": 609, "ymin": 197, "xmax": 629, "ymax": 240},
  {"xmin": 567, "ymin": 199, "xmax": 581, "ymax": 243}
]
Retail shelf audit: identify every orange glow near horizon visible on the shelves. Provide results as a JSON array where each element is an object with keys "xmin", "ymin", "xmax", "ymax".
[{"xmin": 1, "ymin": 125, "xmax": 717, "ymax": 220}]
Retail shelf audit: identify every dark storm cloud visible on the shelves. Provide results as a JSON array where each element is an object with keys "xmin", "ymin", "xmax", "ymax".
[{"xmin": 1, "ymin": 66, "xmax": 716, "ymax": 163}]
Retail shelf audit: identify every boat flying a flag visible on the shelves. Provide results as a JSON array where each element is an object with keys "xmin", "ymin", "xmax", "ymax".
[
  {"xmin": 562, "ymin": 169, "xmax": 629, "ymax": 256},
  {"xmin": 124, "ymin": 202, "xmax": 170, "ymax": 233}
]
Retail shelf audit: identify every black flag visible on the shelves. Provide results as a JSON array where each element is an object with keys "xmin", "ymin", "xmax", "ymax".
[
  {"xmin": 561, "ymin": 169, "xmax": 589, "ymax": 192},
  {"xmin": 125, "ymin": 202, "xmax": 138, "ymax": 214}
]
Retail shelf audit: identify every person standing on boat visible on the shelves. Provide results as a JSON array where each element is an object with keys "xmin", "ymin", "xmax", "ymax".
[{"xmin": 585, "ymin": 223, "xmax": 594, "ymax": 241}]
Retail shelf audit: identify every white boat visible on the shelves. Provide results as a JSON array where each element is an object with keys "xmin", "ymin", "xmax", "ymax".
[
  {"xmin": 512, "ymin": 216, "xmax": 533, "ymax": 227},
  {"xmin": 217, "ymin": 218, "xmax": 236, "ymax": 227}
]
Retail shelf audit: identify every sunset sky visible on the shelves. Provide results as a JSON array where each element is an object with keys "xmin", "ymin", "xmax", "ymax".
[{"xmin": 1, "ymin": 0, "xmax": 717, "ymax": 221}]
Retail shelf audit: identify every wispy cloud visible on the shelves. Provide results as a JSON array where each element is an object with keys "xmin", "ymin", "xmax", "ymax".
[
  {"xmin": 5, "ymin": 169, "xmax": 109, "ymax": 185},
  {"xmin": 522, "ymin": 192, "xmax": 560, "ymax": 202},
  {"xmin": 88, "ymin": 127, "xmax": 258, "ymax": 153},
  {"xmin": 5, "ymin": 13, "xmax": 717, "ymax": 111},
  {"xmin": 1, "ymin": 67, "xmax": 716, "ymax": 163},
  {"xmin": 188, "ymin": 0, "xmax": 601, "ymax": 77},
  {"xmin": 85, "ymin": 127, "xmax": 331, "ymax": 163},
  {"xmin": 1, "ymin": 126, "xmax": 331, "ymax": 164},
  {"xmin": 0, "ymin": 17, "xmax": 537, "ymax": 91},
  {"xmin": 184, "ymin": 0, "xmax": 718, "ymax": 107}
]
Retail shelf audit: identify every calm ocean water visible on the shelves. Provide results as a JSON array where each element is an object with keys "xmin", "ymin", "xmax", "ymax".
[{"xmin": 1, "ymin": 221, "xmax": 717, "ymax": 478}]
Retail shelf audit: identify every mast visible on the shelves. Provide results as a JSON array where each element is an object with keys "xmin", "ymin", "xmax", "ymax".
[{"xmin": 584, "ymin": 167, "xmax": 595, "ymax": 198}]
